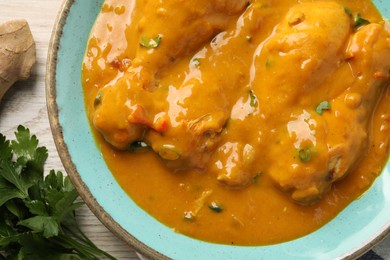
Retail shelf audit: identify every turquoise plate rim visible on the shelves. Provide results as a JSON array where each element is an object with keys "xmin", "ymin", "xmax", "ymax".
[{"xmin": 46, "ymin": 0, "xmax": 390, "ymax": 259}]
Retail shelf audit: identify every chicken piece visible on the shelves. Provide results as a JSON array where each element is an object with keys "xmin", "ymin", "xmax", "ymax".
[
  {"xmin": 214, "ymin": 2, "xmax": 351, "ymax": 189},
  {"xmin": 252, "ymin": 1, "xmax": 352, "ymax": 115},
  {"xmin": 317, "ymin": 23, "xmax": 390, "ymax": 197},
  {"xmin": 93, "ymin": 0, "xmax": 247, "ymax": 150},
  {"xmin": 147, "ymin": 110, "xmax": 229, "ymax": 171},
  {"xmin": 213, "ymin": 142, "xmax": 256, "ymax": 188},
  {"xmin": 134, "ymin": 0, "xmax": 248, "ymax": 83},
  {"xmin": 145, "ymin": 4, "xmax": 264, "ymax": 170},
  {"xmin": 264, "ymin": 20, "xmax": 390, "ymax": 204}
]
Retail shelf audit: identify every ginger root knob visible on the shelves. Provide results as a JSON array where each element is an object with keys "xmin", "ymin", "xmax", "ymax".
[{"xmin": 0, "ymin": 19, "xmax": 36, "ymax": 101}]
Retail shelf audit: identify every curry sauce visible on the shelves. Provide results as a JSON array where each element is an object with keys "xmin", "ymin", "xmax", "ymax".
[{"xmin": 82, "ymin": 0, "xmax": 390, "ymax": 245}]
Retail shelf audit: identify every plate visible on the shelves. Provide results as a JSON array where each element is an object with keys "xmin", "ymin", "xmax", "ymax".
[{"xmin": 46, "ymin": 0, "xmax": 390, "ymax": 259}]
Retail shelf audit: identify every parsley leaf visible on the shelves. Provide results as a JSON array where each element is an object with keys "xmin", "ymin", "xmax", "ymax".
[
  {"xmin": 0, "ymin": 135, "xmax": 12, "ymax": 161},
  {"xmin": 249, "ymin": 89, "xmax": 257, "ymax": 107},
  {"xmin": 315, "ymin": 101, "xmax": 331, "ymax": 115},
  {"xmin": 354, "ymin": 14, "xmax": 370, "ymax": 30},
  {"xmin": 18, "ymin": 215, "xmax": 59, "ymax": 238},
  {"xmin": 298, "ymin": 147, "xmax": 312, "ymax": 162},
  {"xmin": 0, "ymin": 178, "xmax": 25, "ymax": 207},
  {"xmin": 0, "ymin": 158, "xmax": 29, "ymax": 199},
  {"xmin": 209, "ymin": 202, "xmax": 224, "ymax": 213},
  {"xmin": 344, "ymin": 7, "xmax": 352, "ymax": 17},
  {"xmin": 191, "ymin": 58, "xmax": 201, "ymax": 68},
  {"xmin": 0, "ymin": 126, "xmax": 116, "ymax": 259}
]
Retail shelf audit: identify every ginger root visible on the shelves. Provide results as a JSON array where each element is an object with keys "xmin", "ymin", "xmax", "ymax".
[{"xmin": 0, "ymin": 19, "xmax": 36, "ymax": 101}]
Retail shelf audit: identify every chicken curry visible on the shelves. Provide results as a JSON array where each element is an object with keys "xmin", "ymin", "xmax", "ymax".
[{"xmin": 82, "ymin": 0, "xmax": 390, "ymax": 245}]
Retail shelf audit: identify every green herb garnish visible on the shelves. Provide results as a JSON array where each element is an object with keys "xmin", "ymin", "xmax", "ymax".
[
  {"xmin": 344, "ymin": 7, "xmax": 352, "ymax": 17},
  {"xmin": 191, "ymin": 58, "xmax": 200, "ymax": 68},
  {"xmin": 265, "ymin": 57, "xmax": 274, "ymax": 68},
  {"xmin": 315, "ymin": 101, "xmax": 331, "ymax": 115},
  {"xmin": 249, "ymin": 90, "xmax": 257, "ymax": 107},
  {"xmin": 94, "ymin": 91, "xmax": 102, "ymax": 108},
  {"xmin": 0, "ymin": 126, "xmax": 115, "ymax": 259},
  {"xmin": 140, "ymin": 35, "xmax": 162, "ymax": 49},
  {"xmin": 253, "ymin": 174, "xmax": 261, "ymax": 184},
  {"xmin": 354, "ymin": 14, "xmax": 370, "ymax": 30},
  {"xmin": 297, "ymin": 147, "xmax": 312, "ymax": 163},
  {"xmin": 208, "ymin": 202, "xmax": 223, "ymax": 213}
]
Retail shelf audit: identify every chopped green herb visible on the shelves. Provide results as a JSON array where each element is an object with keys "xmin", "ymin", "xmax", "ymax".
[
  {"xmin": 344, "ymin": 7, "xmax": 352, "ymax": 17},
  {"xmin": 94, "ymin": 91, "xmax": 102, "ymax": 108},
  {"xmin": 0, "ymin": 126, "xmax": 115, "ymax": 259},
  {"xmin": 354, "ymin": 14, "xmax": 370, "ymax": 30},
  {"xmin": 315, "ymin": 101, "xmax": 331, "ymax": 115},
  {"xmin": 249, "ymin": 90, "xmax": 257, "ymax": 107},
  {"xmin": 209, "ymin": 202, "xmax": 223, "ymax": 213},
  {"xmin": 128, "ymin": 141, "xmax": 150, "ymax": 153},
  {"xmin": 265, "ymin": 57, "xmax": 273, "ymax": 68},
  {"xmin": 191, "ymin": 58, "xmax": 200, "ymax": 68},
  {"xmin": 253, "ymin": 174, "xmax": 261, "ymax": 184},
  {"xmin": 140, "ymin": 34, "xmax": 162, "ymax": 49},
  {"xmin": 297, "ymin": 147, "xmax": 312, "ymax": 163},
  {"xmin": 158, "ymin": 144, "xmax": 181, "ymax": 160}
]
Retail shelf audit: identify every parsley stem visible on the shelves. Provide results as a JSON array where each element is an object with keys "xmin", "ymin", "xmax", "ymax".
[
  {"xmin": 64, "ymin": 224, "xmax": 99, "ymax": 252},
  {"xmin": 56, "ymin": 234, "xmax": 116, "ymax": 260}
]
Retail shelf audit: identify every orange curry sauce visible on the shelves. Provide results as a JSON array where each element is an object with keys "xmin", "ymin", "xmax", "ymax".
[{"xmin": 82, "ymin": 0, "xmax": 390, "ymax": 245}]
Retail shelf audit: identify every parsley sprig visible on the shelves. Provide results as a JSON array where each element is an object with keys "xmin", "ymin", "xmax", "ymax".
[{"xmin": 0, "ymin": 126, "xmax": 116, "ymax": 259}]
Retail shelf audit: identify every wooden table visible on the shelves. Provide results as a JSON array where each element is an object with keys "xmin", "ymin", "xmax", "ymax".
[
  {"xmin": 0, "ymin": 0, "xmax": 139, "ymax": 259},
  {"xmin": 1, "ymin": 1, "xmax": 390, "ymax": 259}
]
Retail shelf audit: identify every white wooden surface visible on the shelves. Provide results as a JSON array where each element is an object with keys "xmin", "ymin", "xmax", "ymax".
[
  {"xmin": 0, "ymin": 0, "xmax": 139, "ymax": 259},
  {"xmin": 1, "ymin": 1, "xmax": 390, "ymax": 259}
]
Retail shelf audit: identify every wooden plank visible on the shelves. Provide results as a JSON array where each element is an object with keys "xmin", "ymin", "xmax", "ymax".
[{"xmin": 2, "ymin": 1, "xmax": 388, "ymax": 259}]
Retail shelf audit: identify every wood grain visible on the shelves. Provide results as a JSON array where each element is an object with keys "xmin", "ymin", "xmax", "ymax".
[
  {"xmin": 0, "ymin": 1, "xmax": 139, "ymax": 259},
  {"xmin": 1, "ymin": 1, "xmax": 389, "ymax": 259}
]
